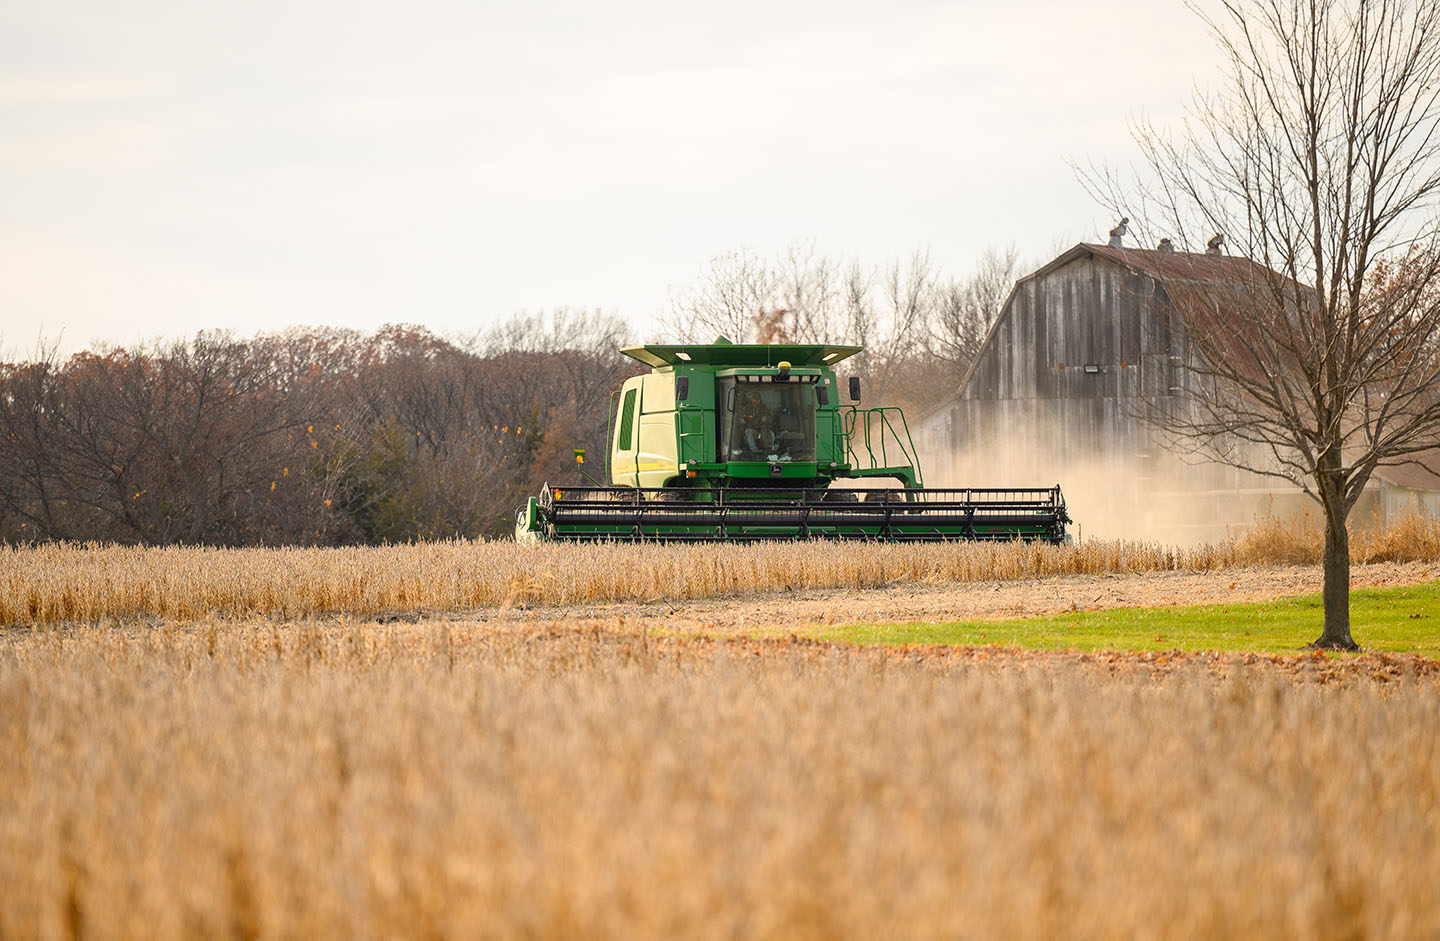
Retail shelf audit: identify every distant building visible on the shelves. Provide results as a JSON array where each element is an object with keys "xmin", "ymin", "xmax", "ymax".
[
  {"xmin": 1372, "ymin": 463, "xmax": 1440, "ymax": 521},
  {"xmin": 916, "ymin": 242, "xmax": 1438, "ymax": 540}
]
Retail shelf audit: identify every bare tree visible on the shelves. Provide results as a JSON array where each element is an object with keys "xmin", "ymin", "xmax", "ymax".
[
  {"xmin": 866, "ymin": 246, "xmax": 1022, "ymax": 417},
  {"xmin": 666, "ymin": 242, "xmax": 945, "ymax": 404},
  {"xmin": 864, "ymin": 250, "xmax": 936, "ymax": 404},
  {"xmin": 665, "ymin": 250, "xmax": 778, "ymax": 341},
  {"xmin": 774, "ymin": 240, "xmax": 844, "ymax": 340},
  {"xmin": 1089, "ymin": 0, "xmax": 1440, "ymax": 649},
  {"xmin": 928, "ymin": 246, "xmax": 1020, "ymax": 374},
  {"xmin": 0, "ymin": 348, "xmax": 72, "ymax": 540}
]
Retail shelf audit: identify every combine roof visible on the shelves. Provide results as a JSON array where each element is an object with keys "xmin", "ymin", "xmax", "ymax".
[{"xmin": 620, "ymin": 343, "xmax": 861, "ymax": 369}]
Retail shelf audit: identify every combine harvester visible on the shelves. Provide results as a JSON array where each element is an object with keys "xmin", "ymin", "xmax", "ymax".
[{"xmin": 516, "ymin": 340, "xmax": 1068, "ymax": 542}]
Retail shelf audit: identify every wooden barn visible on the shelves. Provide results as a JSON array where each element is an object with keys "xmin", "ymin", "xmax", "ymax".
[{"xmin": 915, "ymin": 241, "xmax": 1436, "ymax": 541}]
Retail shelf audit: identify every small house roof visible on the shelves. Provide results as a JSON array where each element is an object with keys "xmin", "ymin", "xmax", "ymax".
[{"xmin": 1373, "ymin": 458, "xmax": 1440, "ymax": 491}]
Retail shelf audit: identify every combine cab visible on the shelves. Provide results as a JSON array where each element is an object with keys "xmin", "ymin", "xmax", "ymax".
[{"xmin": 516, "ymin": 340, "xmax": 1068, "ymax": 542}]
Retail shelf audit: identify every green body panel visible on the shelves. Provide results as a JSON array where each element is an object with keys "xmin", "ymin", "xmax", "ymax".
[
  {"xmin": 517, "ymin": 340, "xmax": 1069, "ymax": 543},
  {"xmin": 517, "ymin": 484, "xmax": 1070, "ymax": 543},
  {"xmin": 540, "ymin": 523, "xmax": 1064, "ymax": 541},
  {"xmin": 605, "ymin": 344, "xmax": 890, "ymax": 491}
]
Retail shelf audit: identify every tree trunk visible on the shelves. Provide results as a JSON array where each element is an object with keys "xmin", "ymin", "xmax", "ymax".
[{"xmin": 1311, "ymin": 504, "xmax": 1359, "ymax": 651}]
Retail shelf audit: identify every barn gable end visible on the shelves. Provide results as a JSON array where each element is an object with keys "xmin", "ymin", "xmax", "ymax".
[{"xmin": 915, "ymin": 243, "xmax": 1341, "ymax": 540}]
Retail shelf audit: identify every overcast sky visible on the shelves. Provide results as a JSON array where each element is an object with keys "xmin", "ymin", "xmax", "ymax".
[{"xmin": 1, "ymin": 0, "xmax": 1221, "ymax": 355}]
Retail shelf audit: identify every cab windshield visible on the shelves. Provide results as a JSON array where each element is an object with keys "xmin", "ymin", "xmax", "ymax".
[{"xmin": 719, "ymin": 378, "xmax": 816, "ymax": 462}]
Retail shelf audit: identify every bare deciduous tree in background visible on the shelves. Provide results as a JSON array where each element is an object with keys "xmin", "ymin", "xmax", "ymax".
[
  {"xmin": 666, "ymin": 249, "xmax": 779, "ymax": 342},
  {"xmin": 0, "ymin": 317, "xmax": 635, "ymax": 545},
  {"xmin": 665, "ymin": 240, "xmax": 1015, "ymax": 410},
  {"xmin": 0, "ymin": 347, "xmax": 70, "ymax": 539},
  {"xmin": 928, "ymin": 247, "xmax": 1020, "ymax": 372},
  {"xmin": 1090, "ymin": 0, "xmax": 1440, "ymax": 649}
]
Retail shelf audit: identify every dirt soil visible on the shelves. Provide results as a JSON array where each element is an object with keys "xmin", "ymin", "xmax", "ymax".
[{"xmin": 468, "ymin": 561, "xmax": 1440, "ymax": 635}]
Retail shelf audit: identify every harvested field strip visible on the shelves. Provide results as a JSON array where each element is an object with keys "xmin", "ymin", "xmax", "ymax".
[
  {"xmin": 822, "ymin": 580, "xmax": 1440, "ymax": 654},
  {"xmin": 1, "ymin": 625, "xmax": 1436, "ymax": 938}
]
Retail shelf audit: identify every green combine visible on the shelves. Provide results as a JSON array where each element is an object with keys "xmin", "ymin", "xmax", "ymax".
[{"xmin": 515, "ymin": 340, "xmax": 1068, "ymax": 542}]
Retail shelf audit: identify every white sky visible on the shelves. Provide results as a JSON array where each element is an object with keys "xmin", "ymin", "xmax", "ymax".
[{"xmin": 1, "ymin": 0, "xmax": 1220, "ymax": 355}]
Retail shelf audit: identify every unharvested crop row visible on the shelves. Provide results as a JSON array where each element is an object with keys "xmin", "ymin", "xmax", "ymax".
[
  {"xmin": 0, "ymin": 539, "xmax": 1214, "ymax": 625},
  {"xmin": 5, "ymin": 513, "xmax": 1440, "ymax": 626},
  {"xmin": 0, "ymin": 625, "xmax": 1435, "ymax": 938}
]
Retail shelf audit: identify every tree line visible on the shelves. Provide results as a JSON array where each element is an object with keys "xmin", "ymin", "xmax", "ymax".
[
  {"xmin": 0, "ymin": 313, "xmax": 635, "ymax": 544},
  {"xmin": 1, "ymin": 247, "xmax": 1014, "ymax": 545}
]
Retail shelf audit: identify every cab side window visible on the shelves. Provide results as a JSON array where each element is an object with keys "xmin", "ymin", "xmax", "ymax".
[{"xmin": 617, "ymin": 389, "xmax": 638, "ymax": 450}]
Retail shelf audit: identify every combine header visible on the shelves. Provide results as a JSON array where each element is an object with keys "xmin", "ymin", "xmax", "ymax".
[{"xmin": 515, "ymin": 340, "xmax": 1068, "ymax": 542}]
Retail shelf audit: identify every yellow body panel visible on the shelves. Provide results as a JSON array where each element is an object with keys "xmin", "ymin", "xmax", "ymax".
[
  {"xmin": 637, "ymin": 374, "xmax": 678, "ymax": 487},
  {"xmin": 612, "ymin": 375, "xmax": 680, "ymax": 488}
]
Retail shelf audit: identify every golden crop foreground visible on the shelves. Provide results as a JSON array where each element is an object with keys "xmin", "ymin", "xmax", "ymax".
[
  {"xmin": 1, "ymin": 624, "xmax": 1436, "ymax": 938},
  {"xmin": 0, "ymin": 540, "xmax": 1217, "ymax": 625},
  {"xmin": 8, "ymin": 513, "xmax": 1440, "ymax": 626}
]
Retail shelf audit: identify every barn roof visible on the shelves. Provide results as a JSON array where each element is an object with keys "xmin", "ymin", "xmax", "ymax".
[{"xmin": 1037, "ymin": 242, "xmax": 1281, "ymax": 287}]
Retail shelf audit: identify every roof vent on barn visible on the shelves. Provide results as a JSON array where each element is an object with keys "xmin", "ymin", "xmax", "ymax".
[
  {"xmin": 1207, "ymin": 233, "xmax": 1225, "ymax": 255},
  {"xmin": 1157, "ymin": 238, "xmax": 1175, "ymax": 253},
  {"xmin": 1107, "ymin": 217, "xmax": 1129, "ymax": 249}
]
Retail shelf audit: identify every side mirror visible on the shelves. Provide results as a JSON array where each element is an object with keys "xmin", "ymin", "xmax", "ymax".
[{"xmin": 848, "ymin": 376, "xmax": 861, "ymax": 402}]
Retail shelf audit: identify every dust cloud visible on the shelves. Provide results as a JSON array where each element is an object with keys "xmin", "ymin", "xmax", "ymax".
[{"xmin": 915, "ymin": 425, "xmax": 1315, "ymax": 546}]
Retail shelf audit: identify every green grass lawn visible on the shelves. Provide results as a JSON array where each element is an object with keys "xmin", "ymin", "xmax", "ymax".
[{"xmin": 818, "ymin": 580, "xmax": 1440, "ymax": 655}]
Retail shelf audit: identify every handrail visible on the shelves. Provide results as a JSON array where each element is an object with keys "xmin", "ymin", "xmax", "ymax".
[{"xmin": 837, "ymin": 405, "xmax": 924, "ymax": 488}]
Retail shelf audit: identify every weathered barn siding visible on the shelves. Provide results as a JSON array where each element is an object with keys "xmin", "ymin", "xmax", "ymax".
[
  {"xmin": 915, "ymin": 244, "xmax": 1305, "ymax": 539},
  {"xmin": 925, "ymin": 253, "xmax": 1184, "ymax": 474}
]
